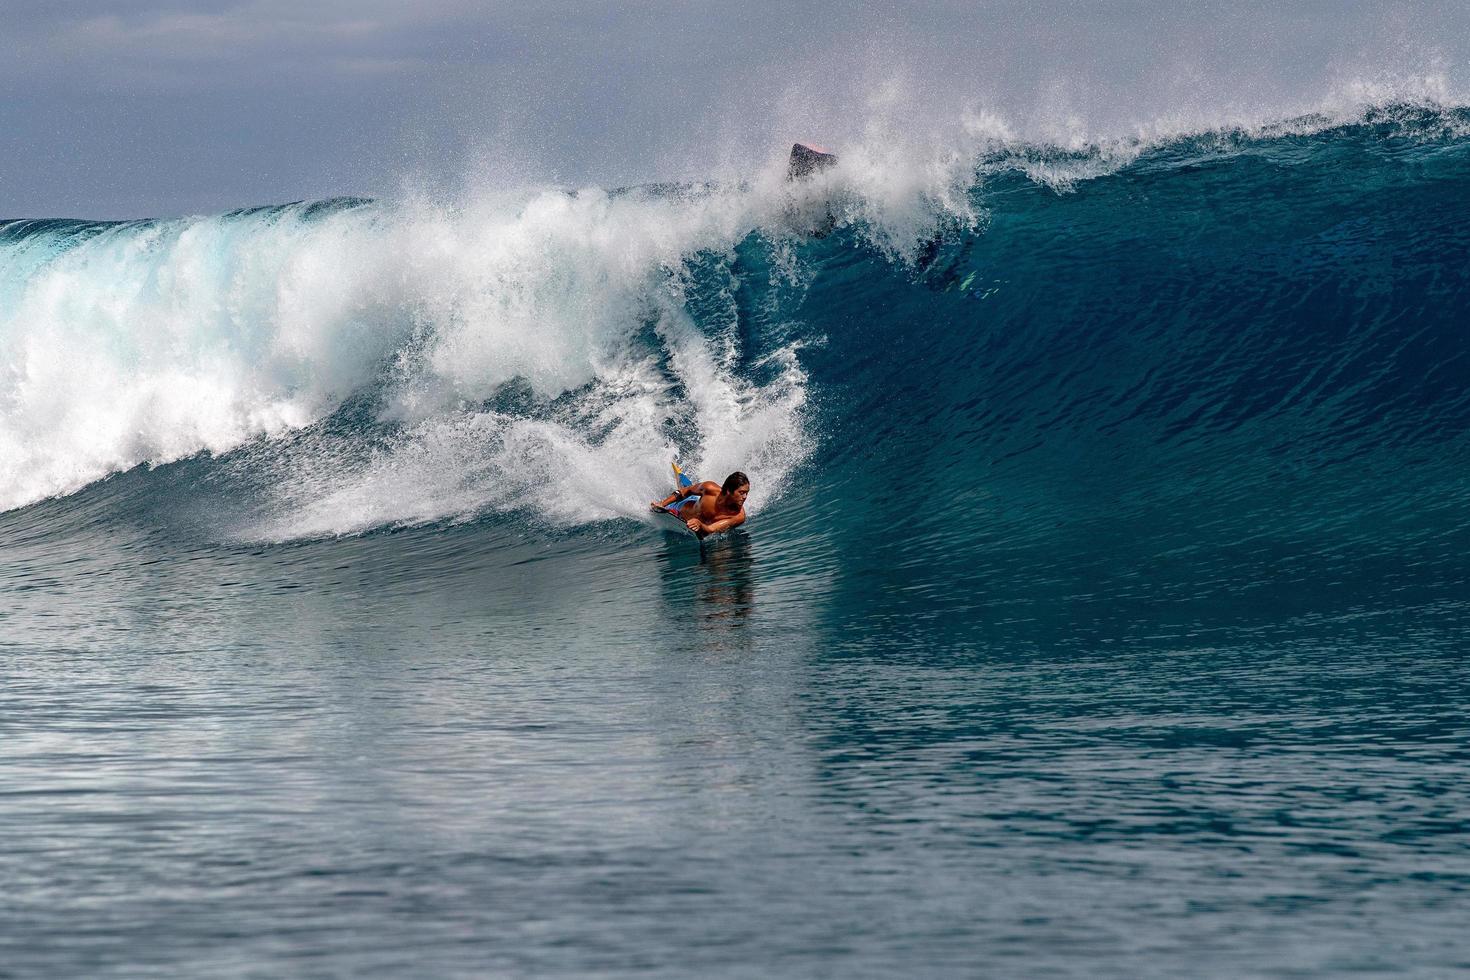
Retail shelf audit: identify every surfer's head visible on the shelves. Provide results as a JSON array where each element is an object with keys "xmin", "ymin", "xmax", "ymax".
[{"xmin": 722, "ymin": 471, "xmax": 750, "ymax": 505}]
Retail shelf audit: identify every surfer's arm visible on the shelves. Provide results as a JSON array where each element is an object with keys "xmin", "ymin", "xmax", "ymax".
[{"xmin": 690, "ymin": 511, "xmax": 746, "ymax": 536}]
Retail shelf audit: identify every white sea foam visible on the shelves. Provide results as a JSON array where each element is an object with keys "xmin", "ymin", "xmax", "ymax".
[{"xmin": 0, "ymin": 170, "xmax": 851, "ymax": 533}]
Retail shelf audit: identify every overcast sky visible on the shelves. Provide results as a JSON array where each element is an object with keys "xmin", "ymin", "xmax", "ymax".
[{"xmin": 2, "ymin": 1, "xmax": 1466, "ymax": 218}]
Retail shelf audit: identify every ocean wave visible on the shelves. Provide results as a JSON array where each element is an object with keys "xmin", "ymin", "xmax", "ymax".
[{"xmin": 3, "ymin": 97, "xmax": 1469, "ymax": 549}]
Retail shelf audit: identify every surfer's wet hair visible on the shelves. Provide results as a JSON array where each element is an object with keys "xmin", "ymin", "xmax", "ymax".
[{"xmin": 722, "ymin": 472, "xmax": 750, "ymax": 493}]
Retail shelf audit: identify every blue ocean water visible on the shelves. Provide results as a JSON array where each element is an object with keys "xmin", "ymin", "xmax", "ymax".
[{"xmin": 3, "ymin": 107, "xmax": 1470, "ymax": 976}]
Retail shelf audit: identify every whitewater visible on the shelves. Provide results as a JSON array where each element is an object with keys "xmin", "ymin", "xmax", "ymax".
[{"xmin": 4, "ymin": 95, "xmax": 1470, "ymax": 978}]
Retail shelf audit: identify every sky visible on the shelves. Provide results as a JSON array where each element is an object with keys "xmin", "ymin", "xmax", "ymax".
[{"xmin": 2, "ymin": 0, "xmax": 1466, "ymax": 218}]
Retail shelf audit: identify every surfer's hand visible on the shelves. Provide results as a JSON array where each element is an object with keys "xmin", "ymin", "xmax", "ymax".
[{"xmin": 686, "ymin": 518, "xmax": 701, "ymax": 532}]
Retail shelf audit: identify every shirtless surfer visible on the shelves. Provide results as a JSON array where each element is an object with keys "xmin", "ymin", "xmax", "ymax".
[{"xmin": 651, "ymin": 471, "xmax": 749, "ymax": 538}]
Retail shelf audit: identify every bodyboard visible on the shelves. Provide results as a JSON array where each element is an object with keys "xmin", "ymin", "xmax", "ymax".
[{"xmin": 656, "ymin": 462, "xmax": 701, "ymax": 538}]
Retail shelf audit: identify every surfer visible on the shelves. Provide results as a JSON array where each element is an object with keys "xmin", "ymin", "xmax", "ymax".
[
  {"xmin": 787, "ymin": 142, "xmax": 837, "ymax": 180},
  {"xmin": 785, "ymin": 142, "xmax": 838, "ymax": 238},
  {"xmin": 651, "ymin": 471, "xmax": 749, "ymax": 537}
]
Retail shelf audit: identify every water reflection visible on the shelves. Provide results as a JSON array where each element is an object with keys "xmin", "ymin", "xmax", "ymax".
[
  {"xmin": 653, "ymin": 532, "xmax": 759, "ymax": 651},
  {"xmin": 695, "ymin": 533, "xmax": 755, "ymax": 628}
]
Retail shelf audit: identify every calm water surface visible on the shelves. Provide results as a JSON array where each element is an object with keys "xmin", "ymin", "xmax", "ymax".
[{"xmin": 4, "ymin": 505, "xmax": 1468, "ymax": 978}]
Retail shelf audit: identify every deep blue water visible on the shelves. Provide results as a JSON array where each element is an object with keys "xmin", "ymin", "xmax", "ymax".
[{"xmin": 3, "ymin": 109, "xmax": 1470, "ymax": 976}]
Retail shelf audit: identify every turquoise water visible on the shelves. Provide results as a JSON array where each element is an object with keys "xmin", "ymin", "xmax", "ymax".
[{"xmin": 4, "ymin": 109, "xmax": 1470, "ymax": 975}]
